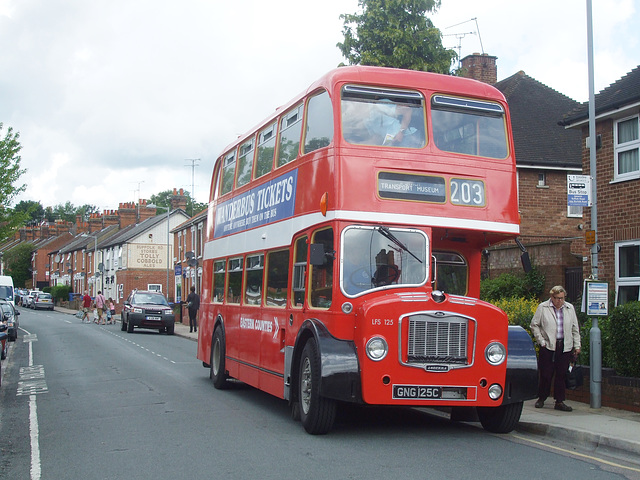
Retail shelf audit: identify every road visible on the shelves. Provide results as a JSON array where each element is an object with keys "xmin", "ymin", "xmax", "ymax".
[{"xmin": 1, "ymin": 307, "xmax": 637, "ymax": 480}]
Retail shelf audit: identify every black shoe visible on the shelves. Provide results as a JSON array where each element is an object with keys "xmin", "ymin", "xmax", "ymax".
[
  {"xmin": 194, "ymin": 328, "xmax": 197, "ymax": 332},
  {"xmin": 554, "ymin": 402, "xmax": 572, "ymax": 412},
  {"xmin": 190, "ymin": 329, "xmax": 193, "ymax": 333},
  {"xmin": 534, "ymin": 399, "xmax": 544, "ymax": 408}
]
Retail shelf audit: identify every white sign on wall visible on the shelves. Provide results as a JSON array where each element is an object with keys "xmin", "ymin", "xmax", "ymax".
[
  {"xmin": 129, "ymin": 244, "xmax": 167, "ymax": 270},
  {"xmin": 567, "ymin": 174, "xmax": 592, "ymax": 207}
]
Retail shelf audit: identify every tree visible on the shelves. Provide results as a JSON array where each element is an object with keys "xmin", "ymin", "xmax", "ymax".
[
  {"xmin": 4, "ymin": 242, "xmax": 36, "ymax": 287},
  {"xmin": 0, "ymin": 123, "xmax": 28, "ymax": 241},
  {"xmin": 149, "ymin": 190, "xmax": 206, "ymax": 217},
  {"xmin": 14, "ymin": 200, "xmax": 45, "ymax": 225},
  {"xmin": 51, "ymin": 201, "xmax": 78, "ymax": 223},
  {"xmin": 337, "ymin": 0, "xmax": 456, "ymax": 73}
]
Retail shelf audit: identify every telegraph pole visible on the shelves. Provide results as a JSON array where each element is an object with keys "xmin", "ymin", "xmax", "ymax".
[{"xmin": 586, "ymin": 0, "xmax": 601, "ymax": 409}]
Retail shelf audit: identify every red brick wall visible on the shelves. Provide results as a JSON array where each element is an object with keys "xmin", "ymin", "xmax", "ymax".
[
  {"xmin": 518, "ymin": 169, "xmax": 585, "ymax": 258},
  {"xmin": 581, "ymin": 120, "xmax": 640, "ymax": 284}
]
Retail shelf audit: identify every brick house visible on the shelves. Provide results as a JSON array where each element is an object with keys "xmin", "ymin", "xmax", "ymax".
[
  {"xmin": 171, "ymin": 208, "xmax": 207, "ymax": 323},
  {"xmin": 560, "ymin": 65, "xmax": 640, "ymax": 305},
  {"xmin": 98, "ymin": 209, "xmax": 190, "ymax": 310},
  {"xmin": 460, "ymin": 54, "xmax": 585, "ymax": 299}
]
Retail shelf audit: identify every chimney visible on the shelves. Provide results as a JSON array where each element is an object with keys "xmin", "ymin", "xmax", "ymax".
[
  {"xmin": 119, "ymin": 202, "xmax": 137, "ymax": 228},
  {"xmin": 88, "ymin": 212, "xmax": 103, "ymax": 233},
  {"xmin": 170, "ymin": 187, "xmax": 188, "ymax": 212},
  {"xmin": 103, "ymin": 209, "xmax": 119, "ymax": 227},
  {"xmin": 138, "ymin": 199, "xmax": 156, "ymax": 222},
  {"xmin": 460, "ymin": 53, "xmax": 498, "ymax": 85}
]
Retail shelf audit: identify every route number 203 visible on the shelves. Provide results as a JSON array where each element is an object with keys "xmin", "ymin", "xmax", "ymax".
[{"xmin": 450, "ymin": 179, "xmax": 485, "ymax": 206}]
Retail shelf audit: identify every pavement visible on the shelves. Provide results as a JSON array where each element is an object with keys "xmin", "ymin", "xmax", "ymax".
[{"xmin": 51, "ymin": 305, "xmax": 640, "ymax": 462}]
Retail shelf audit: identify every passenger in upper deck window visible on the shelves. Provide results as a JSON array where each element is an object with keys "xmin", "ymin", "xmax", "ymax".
[{"xmin": 365, "ymin": 101, "xmax": 414, "ymax": 146}]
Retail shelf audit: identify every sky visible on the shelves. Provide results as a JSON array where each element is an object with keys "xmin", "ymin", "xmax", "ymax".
[{"xmin": 1, "ymin": 0, "xmax": 638, "ymax": 213}]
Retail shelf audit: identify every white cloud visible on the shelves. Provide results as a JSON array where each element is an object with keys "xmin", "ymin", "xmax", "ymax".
[{"xmin": 2, "ymin": 0, "xmax": 638, "ymax": 212}]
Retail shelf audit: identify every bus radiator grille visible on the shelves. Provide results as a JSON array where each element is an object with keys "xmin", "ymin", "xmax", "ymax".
[{"xmin": 407, "ymin": 315, "xmax": 468, "ymax": 364}]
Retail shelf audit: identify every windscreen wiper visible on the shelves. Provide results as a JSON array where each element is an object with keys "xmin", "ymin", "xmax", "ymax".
[{"xmin": 377, "ymin": 226, "xmax": 422, "ymax": 263}]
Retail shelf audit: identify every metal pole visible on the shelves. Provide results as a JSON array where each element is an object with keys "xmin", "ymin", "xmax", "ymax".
[
  {"xmin": 167, "ymin": 207, "xmax": 170, "ymax": 298},
  {"xmin": 586, "ymin": 0, "xmax": 601, "ymax": 409}
]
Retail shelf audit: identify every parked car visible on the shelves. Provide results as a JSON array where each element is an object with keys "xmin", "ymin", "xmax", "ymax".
[
  {"xmin": 121, "ymin": 290, "xmax": 175, "ymax": 335},
  {"xmin": 0, "ymin": 328, "xmax": 7, "ymax": 384},
  {"xmin": 0, "ymin": 300, "xmax": 20, "ymax": 341},
  {"xmin": 25, "ymin": 290, "xmax": 39, "ymax": 308},
  {"xmin": 33, "ymin": 292, "xmax": 54, "ymax": 311},
  {"xmin": 0, "ymin": 323, "xmax": 7, "ymax": 360}
]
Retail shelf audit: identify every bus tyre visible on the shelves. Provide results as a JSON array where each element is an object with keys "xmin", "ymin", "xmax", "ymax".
[
  {"xmin": 210, "ymin": 327, "xmax": 229, "ymax": 389},
  {"xmin": 298, "ymin": 339, "xmax": 336, "ymax": 435},
  {"xmin": 477, "ymin": 401, "xmax": 523, "ymax": 434}
]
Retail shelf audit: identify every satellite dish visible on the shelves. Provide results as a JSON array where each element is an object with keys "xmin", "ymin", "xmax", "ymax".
[
  {"xmin": 54, "ymin": 254, "xmax": 61, "ymax": 263},
  {"xmin": 185, "ymin": 251, "xmax": 195, "ymax": 259},
  {"xmin": 98, "ymin": 263, "xmax": 104, "ymax": 272},
  {"xmin": 187, "ymin": 258, "xmax": 198, "ymax": 267}
]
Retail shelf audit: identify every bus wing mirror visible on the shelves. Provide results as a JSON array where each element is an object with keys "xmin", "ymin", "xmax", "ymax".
[
  {"xmin": 515, "ymin": 238, "xmax": 532, "ymax": 273},
  {"xmin": 309, "ymin": 244, "xmax": 326, "ymax": 266},
  {"xmin": 310, "ymin": 243, "xmax": 335, "ymax": 265},
  {"xmin": 521, "ymin": 251, "xmax": 532, "ymax": 273}
]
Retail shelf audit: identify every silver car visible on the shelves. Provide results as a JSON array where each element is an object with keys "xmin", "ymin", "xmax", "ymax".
[{"xmin": 34, "ymin": 292, "xmax": 54, "ymax": 311}]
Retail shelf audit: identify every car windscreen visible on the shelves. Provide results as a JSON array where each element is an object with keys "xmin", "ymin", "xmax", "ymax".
[{"xmin": 134, "ymin": 294, "xmax": 169, "ymax": 306}]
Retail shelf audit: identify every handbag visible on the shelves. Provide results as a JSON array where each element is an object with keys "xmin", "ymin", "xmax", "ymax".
[{"xmin": 566, "ymin": 361, "xmax": 584, "ymax": 390}]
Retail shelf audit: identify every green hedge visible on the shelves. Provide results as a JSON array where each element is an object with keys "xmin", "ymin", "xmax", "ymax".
[
  {"xmin": 608, "ymin": 301, "xmax": 640, "ymax": 377},
  {"xmin": 50, "ymin": 285, "xmax": 72, "ymax": 304},
  {"xmin": 480, "ymin": 266, "xmax": 545, "ymax": 302}
]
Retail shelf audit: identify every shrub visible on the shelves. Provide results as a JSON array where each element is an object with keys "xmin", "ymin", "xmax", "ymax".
[
  {"xmin": 480, "ymin": 266, "xmax": 545, "ymax": 302},
  {"xmin": 50, "ymin": 284, "xmax": 72, "ymax": 304},
  {"xmin": 608, "ymin": 301, "xmax": 640, "ymax": 377},
  {"xmin": 492, "ymin": 296, "xmax": 539, "ymax": 337}
]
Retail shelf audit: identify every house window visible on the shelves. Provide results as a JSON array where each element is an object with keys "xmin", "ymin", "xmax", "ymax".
[
  {"xmin": 614, "ymin": 115, "xmax": 640, "ymax": 180},
  {"xmin": 615, "ymin": 240, "xmax": 640, "ymax": 305},
  {"xmin": 537, "ymin": 172, "xmax": 546, "ymax": 187}
]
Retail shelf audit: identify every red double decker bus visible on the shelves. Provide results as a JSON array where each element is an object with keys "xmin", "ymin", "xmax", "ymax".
[{"xmin": 197, "ymin": 66, "xmax": 537, "ymax": 434}]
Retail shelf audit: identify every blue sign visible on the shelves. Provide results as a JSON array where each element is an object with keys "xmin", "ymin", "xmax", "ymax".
[
  {"xmin": 175, "ymin": 265, "xmax": 182, "ymax": 276},
  {"xmin": 214, "ymin": 169, "xmax": 298, "ymax": 239}
]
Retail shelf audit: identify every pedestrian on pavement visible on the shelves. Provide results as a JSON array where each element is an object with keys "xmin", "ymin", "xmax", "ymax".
[
  {"xmin": 94, "ymin": 290, "xmax": 107, "ymax": 325},
  {"xmin": 530, "ymin": 285, "xmax": 581, "ymax": 412},
  {"xmin": 81, "ymin": 291, "xmax": 92, "ymax": 323},
  {"xmin": 107, "ymin": 298, "xmax": 116, "ymax": 325},
  {"xmin": 186, "ymin": 286, "xmax": 200, "ymax": 333}
]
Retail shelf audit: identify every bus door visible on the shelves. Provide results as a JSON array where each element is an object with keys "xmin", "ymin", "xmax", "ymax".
[{"xmin": 259, "ymin": 249, "xmax": 290, "ymax": 395}]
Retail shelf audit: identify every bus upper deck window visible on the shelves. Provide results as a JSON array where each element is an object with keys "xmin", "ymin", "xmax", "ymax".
[
  {"xmin": 304, "ymin": 90, "xmax": 334, "ymax": 154},
  {"xmin": 256, "ymin": 122, "xmax": 277, "ymax": 180},
  {"xmin": 221, "ymin": 151, "xmax": 237, "ymax": 195},
  {"xmin": 277, "ymin": 104, "xmax": 303, "ymax": 167},
  {"xmin": 341, "ymin": 85, "xmax": 426, "ymax": 149},
  {"xmin": 236, "ymin": 138, "xmax": 255, "ymax": 188},
  {"xmin": 431, "ymin": 95, "xmax": 508, "ymax": 159}
]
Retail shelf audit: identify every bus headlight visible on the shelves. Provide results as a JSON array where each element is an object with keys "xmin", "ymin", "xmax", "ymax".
[
  {"xmin": 485, "ymin": 342, "xmax": 506, "ymax": 365},
  {"xmin": 366, "ymin": 337, "xmax": 388, "ymax": 361},
  {"xmin": 488, "ymin": 384, "xmax": 503, "ymax": 400}
]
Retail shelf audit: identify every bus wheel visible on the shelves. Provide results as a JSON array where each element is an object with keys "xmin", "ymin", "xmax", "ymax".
[
  {"xmin": 210, "ymin": 327, "xmax": 229, "ymax": 389},
  {"xmin": 477, "ymin": 401, "xmax": 523, "ymax": 433},
  {"xmin": 298, "ymin": 339, "xmax": 336, "ymax": 435}
]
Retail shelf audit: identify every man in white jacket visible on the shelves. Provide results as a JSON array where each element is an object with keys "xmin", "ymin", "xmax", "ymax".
[{"xmin": 530, "ymin": 285, "xmax": 581, "ymax": 412}]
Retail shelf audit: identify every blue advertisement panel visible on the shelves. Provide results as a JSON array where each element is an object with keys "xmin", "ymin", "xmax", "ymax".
[{"xmin": 214, "ymin": 169, "xmax": 298, "ymax": 239}]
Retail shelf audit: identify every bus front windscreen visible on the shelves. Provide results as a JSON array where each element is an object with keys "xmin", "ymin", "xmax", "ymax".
[
  {"xmin": 341, "ymin": 85, "xmax": 426, "ymax": 148},
  {"xmin": 431, "ymin": 95, "xmax": 508, "ymax": 159},
  {"xmin": 341, "ymin": 226, "xmax": 427, "ymax": 296}
]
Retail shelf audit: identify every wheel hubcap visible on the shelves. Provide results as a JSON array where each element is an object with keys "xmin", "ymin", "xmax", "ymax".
[{"xmin": 300, "ymin": 357, "xmax": 312, "ymax": 414}]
